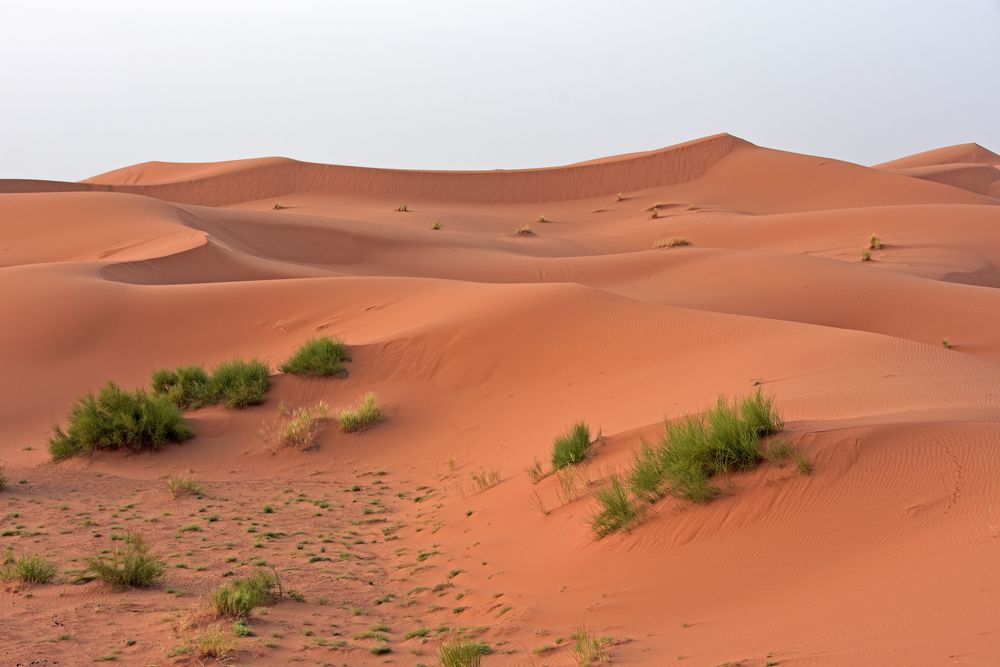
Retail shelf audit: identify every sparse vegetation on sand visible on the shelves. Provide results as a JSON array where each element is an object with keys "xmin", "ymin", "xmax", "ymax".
[
  {"xmin": 516, "ymin": 224, "xmax": 535, "ymax": 236},
  {"xmin": 166, "ymin": 476, "xmax": 204, "ymax": 498},
  {"xmin": 868, "ymin": 233, "xmax": 883, "ymax": 250},
  {"xmin": 432, "ymin": 220, "xmax": 442, "ymax": 230},
  {"xmin": 151, "ymin": 365, "xmax": 214, "ymax": 409},
  {"xmin": 396, "ymin": 204, "xmax": 408, "ymax": 212},
  {"xmin": 193, "ymin": 624, "xmax": 235, "ymax": 661},
  {"xmin": 49, "ymin": 383, "xmax": 193, "ymax": 460},
  {"xmin": 538, "ymin": 214, "xmax": 548, "ymax": 223},
  {"xmin": 209, "ymin": 569, "xmax": 281, "ymax": 619},
  {"xmin": 280, "ymin": 336, "xmax": 351, "ymax": 377},
  {"xmin": 942, "ymin": 338, "xmax": 952, "ymax": 350},
  {"xmin": 551, "ymin": 421, "xmax": 592, "ymax": 470},
  {"xmin": 260, "ymin": 400, "xmax": 329, "ymax": 450},
  {"xmin": 338, "ymin": 392, "xmax": 384, "ymax": 433},
  {"xmin": 592, "ymin": 391, "xmax": 786, "ymax": 537},
  {"xmin": 653, "ymin": 237, "xmax": 691, "ymax": 249},
  {"xmin": 439, "ymin": 640, "xmax": 490, "ymax": 667},
  {"xmin": 572, "ymin": 627, "xmax": 609, "ymax": 665},
  {"xmin": 86, "ymin": 531, "xmax": 165, "ymax": 588},
  {"xmin": 210, "ymin": 358, "xmax": 270, "ymax": 408},
  {"xmin": 1, "ymin": 550, "xmax": 57, "ymax": 584},
  {"xmin": 861, "ymin": 250, "xmax": 872, "ymax": 262}
]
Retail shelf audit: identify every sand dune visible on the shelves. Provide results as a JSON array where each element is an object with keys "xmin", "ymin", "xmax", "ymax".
[{"xmin": 2, "ymin": 135, "xmax": 1000, "ymax": 665}]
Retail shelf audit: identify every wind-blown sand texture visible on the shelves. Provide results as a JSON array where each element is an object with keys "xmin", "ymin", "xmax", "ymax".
[{"xmin": 2, "ymin": 134, "xmax": 1000, "ymax": 665}]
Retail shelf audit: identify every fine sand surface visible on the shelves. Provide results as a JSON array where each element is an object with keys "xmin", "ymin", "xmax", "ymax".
[{"xmin": 2, "ymin": 135, "xmax": 1000, "ymax": 665}]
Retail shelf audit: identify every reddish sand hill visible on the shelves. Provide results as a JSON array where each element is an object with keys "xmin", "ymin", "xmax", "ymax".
[{"xmin": 1, "ymin": 135, "xmax": 1000, "ymax": 666}]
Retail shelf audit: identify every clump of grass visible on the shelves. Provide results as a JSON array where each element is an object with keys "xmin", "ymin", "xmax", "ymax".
[
  {"xmin": 232, "ymin": 620, "xmax": 253, "ymax": 637},
  {"xmin": 793, "ymin": 450, "xmax": 813, "ymax": 475},
  {"xmin": 650, "ymin": 207, "xmax": 660, "ymax": 219},
  {"xmin": 167, "ymin": 476, "xmax": 204, "ymax": 499},
  {"xmin": 627, "ymin": 439, "xmax": 667, "ymax": 502},
  {"xmin": 151, "ymin": 365, "xmax": 214, "ymax": 409},
  {"xmin": 572, "ymin": 627, "xmax": 608, "ymax": 665},
  {"xmin": 280, "ymin": 337, "xmax": 350, "ymax": 377},
  {"xmin": 211, "ymin": 358, "xmax": 270, "ymax": 409},
  {"xmin": 653, "ymin": 237, "xmax": 690, "ymax": 249},
  {"xmin": 49, "ymin": 383, "xmax": 193, "ymax": 460},
  {"xmin": 272, "ymin": 201, "xmax": 288, "ymax": 210},
  {"xmin": 439, "ymin": 641, "xmax": 489, "ymax": 667},
  {"xmin": 431, "ymin": 221, "xmax": 442, "ymax": 230},
  {"xmin": 338, "ymin": 392, "xmax": 384, "ymax": 433},
  {"xmin": 591, "ymin": 475, "xmax": 641, "ymax": 538},
  {"xmin": 861, "ymin": 250, "xmax": 872, "ymax": 262},
  {"xmin": 85, "ymin": 531, "xmax": 165, "ymax": 588},
  {"xmin": 0, "ymin": 550, "xmax": 57, "ymax": 584},
  {"xmin": 525, "ymin": 457, "xmax": 546, "ymax": 484},
  {"xmin": 470, "ymin": 467, "xmax": 501, "ymax": 493},
  {"xmin": 194, "ymin": 624, "xmax": 236, "ymax": 661},
  {"xmin": 868, "ymin": 233, "xmax": 883, "ymax": 250},
  {"xmin": 516, "ymin": 224, "xmax": 535, "ymax": 236},
  {"xmin": 551, "ymin": 421, "xmax": 592, "ymax": 470},
  {"xmin": 538, "ymin": 214, "xmax": 548, "ymax": 223},
  {"xmin": 396, "ymin": 204, "xmax": 408, "ymax": 212},
  {"xmin": 209, "ymin": 570, "xmax": 281, "ymax": 619},
  {"xmin": 616, "ymin": 193, "xmax": 625, "ymax": 202},
  {"xmin": 942, "ymin": 338, "xmax": 952, "ymax": 349},
  {"xmin": 260, "ymin": 401, "xmax": 329, "ymax": 450}
]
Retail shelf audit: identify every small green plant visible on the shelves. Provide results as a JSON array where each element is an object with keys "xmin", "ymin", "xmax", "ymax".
[
  {"xmin": 551, "ymin": 421, "xmax": 592, "ymax": 470},
  {"xmin": 338, "ymin": 392, "xmax": 384, "ymax": 433},
  {"xmin": 232, "ymin": 620, "xmax": 253, "ymax": 637},
  {"xmin": 211, "ymin": 359, "xmax": 270, "ymax": 408},
  {"xmin": 793, "ymin": 450, "xmax": 813, "ymax": 475},
  {"xmin": 571, "ymin": 627, "xmax": 608, "ymax": 665},
  {"xmin": 370, "ymin": 642, "xmax": 391, "ymax": 655},
  {"xmin": 85, "ymin": 531, "xmax": 165, "ymax": 588},
  {"xmin": 209, "ymin": 570, "xmax": 280, "ymax": 619},
  {"xmin": 0, "ymin": 550, "xmax": 57, "ymax": 584},
  {"xmin": 194, "ymin": 624, "xmax": 236, "ymax": 660},
  {"xmin": 653, "ymin": 237, "xmax": 690, "ymax": 249},
  {"xmin": 591, "ymin": 474, "xmax": 641, "ymax": 538},
  {"xmin": 49, "ymin": 383, "xmax": 193, "ymax": 460},
  {"xmin": 151, "ymin": 366, "xmax": 214, "ymax": 409},
  {"xmin": 261, "ymin": 401, "xmax": 329, "ymax": 450},
  {"xmin": 280, "ymin": 337, "xmax": 351, "ymax": 377},
  {"xmin": 166, "ymin": 476, "xmax": 204, "ymax": 498},
  {"xmin": 439, "ymin": 640, "xmax": 489, "ymax": 667},
  {"xmin": 868, "ymin": 233, "xmax": 883, "ymax": 250},
  {"xmin": 861, "ymin": 250, "xmax": 872, "ymax": 262}
]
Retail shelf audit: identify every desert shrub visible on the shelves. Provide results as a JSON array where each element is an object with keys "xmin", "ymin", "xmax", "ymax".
[
  {"xmin": 167, "ymin": 476, "xmax": 204, "ymax": 498},
  {"xmin": 151, "ymin": 365, "xmax": 214, "ymax": 409},
  {"xmin": 431, "ymin": 221, "xmax": 442, "ymax": 230},
  {"xmin": 338, "ymin": 393, "xmax": 384, "ymax": 433},
  {"xmin": 942, "ymin": 338, "xmax": 952, "ymax": 349},
  {"xmin": 49, "ymin": 383, "xmax": 193, "ymax": 460},
  {"xmin": 470, "ymin": 467, "xmax": 501, "ymax": 493},
  {"xmin": 628, "ymin": 439, "xmax": 667, "ymax": 502},
  {"xmin": 793, "ymin": 450, "xmax": 813, "ymax": 475},
  {"xmin": 868, "ymin": 233, "xmax": 883, "ymax": 250},
  {"xmin": 0, "ymin": 550, "xmax": 57, "ymax": 584},
  {"xmin": 525, "ymin": 457, "xmax": 546, "ymax": 484},
  {"xmin": 551, "ymin": 421, "xmax": 591, "ymax": 470},
  {"xmin": 572, "ymin": 627, "xmax": 608, "ymax": 666},
  {"xmin": 591, "ymin": 475, "xmax": 641, "ymax": 538},
  {"xmin": 194, "ymin": 624, "xmax": 235, "ymax": 660},
  {"xmin": 538, "ymin": 214, "xmax": 548, "ymax": 223},
  {"xmin": 211, "ymin": 359, "xmax": 270, "ymax": 409},
  {"xmin": 516, "ymin": 224, "xmax": 535, "ymax": 236},
  {"xmin": 396, "ymin": 204, "xmax": 408, "ymax": 212},
  {"xmin": 210, "ymin": 569, "xmax": 280, "ymax": 619},
  {"xmin": 653, "ymin": 237, "xmax": 690, "ymax": 249},
  {"xmin": 260, "ymin": 401, "xmax": 329, "ymax": 449},
  {"xmin": 86, "ymin": 531, "xmax": 164, "ymax": 588},
  {"xmin": 439, "ymin": 641, "xmax": 489, "ymax": 667},
  {"xmin": 280, "ymin": 337, "xmax": 351, "ymax": 377},
  {"xmin": 861, "ymin": 250, "xmax": 872, "ymax": 262}
]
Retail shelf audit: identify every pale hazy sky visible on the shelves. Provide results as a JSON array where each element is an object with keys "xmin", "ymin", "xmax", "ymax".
[{"xmin": 2, "ymin": 0, "xmax": 999, "ymax": 181}]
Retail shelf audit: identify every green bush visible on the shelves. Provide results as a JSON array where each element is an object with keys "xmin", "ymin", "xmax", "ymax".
[
  {"xmin": 439, "ymin": 641, "xmax": 490, "ymax": 667},
  {"xmin": 211, "ymin": 359, "xmax": 270, "ymax": 409},
  {"xmin": 338, "ymin": 393, "xmax": 384, "ymax": 433},
  {"xmin": 86, "ymin": 531, "xmax": 165, "ymax": 587},
  {"xmin": 1, "ymin": 550, "xmax": 57, "ymax": 584},
  {"xmin": 209, "ymin": 569, "xmax": 280, "ymax": 619},
  {"xmin": 591, "ymin": 474, "xmax": 641, "ymax": 538},
  {"xmin": 627, "ymin": 440, "xmax": 667, "ymax": 502},
  {"xmin": 49, "ymin": 383, "xmax": 193, "ymax": 460},
  {"xmin": 280, "ymin": 337, "xmax": 351, "ymax": 377},
  {"xmin": 551, "ymin": 421, "xmax": 591, "ymax": 469},
  {"xmin": 151, "ymin": 365, "xmax": 214, "ymax": 409}
]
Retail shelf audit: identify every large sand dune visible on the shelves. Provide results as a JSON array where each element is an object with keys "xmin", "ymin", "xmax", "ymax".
[{"xmin": 1, "ymin": 135, "xmax": 999, "ymax": 665}]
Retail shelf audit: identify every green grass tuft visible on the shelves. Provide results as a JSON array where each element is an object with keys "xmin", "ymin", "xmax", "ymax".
[
  {"xmin": 280, "ymin": 337, "xmax": 351, "ymax": 377},
  {"xmin": 1, "ymin": 550, "xmax": 57, "ymax": 584},
  {"xmin": 85, "ymin": 531, "xmax": 165, "ymax": 588},
  {"xmin": 338, "ymin": 393, "xmax": 384, "ymax": 433},
  {"xmin": 49, "ymin": 383, "xmax": 193, "ymax": 460},
  {"xmin": 209, "ymin": 569, "xmax": 280, "ymax": 619},
  {"xmin": 439, "ymin": 640, "xmax": 490, "ymax": 667},
  {"xmin": 591, "ymin": 474, "xmax": 642, "ymax": 538},
  {"xmin": 211, "ymin": 358, "xmax": 270, "ymax": 409},
  {"xmin": 151, "ymin": 365, "xmax": 214, "ymax": 409},
  {"xmin": 551, "ymin": 421, "xmax": 592, "ymax": 470}
]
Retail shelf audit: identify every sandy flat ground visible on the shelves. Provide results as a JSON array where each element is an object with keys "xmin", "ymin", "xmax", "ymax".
[{"xmin": 2, "ymin": 135, "xmax": 1000, "ymax": 665}]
